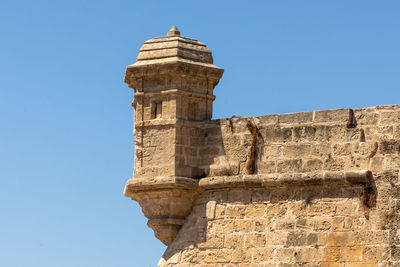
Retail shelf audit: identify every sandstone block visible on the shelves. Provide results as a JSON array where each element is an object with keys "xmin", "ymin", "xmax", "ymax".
[
  {"xmin": 293, "ymin": 126, "xmax": 315, "ymax": 141},
  {"xmin": 274, "ymin": 248, "xmax": 296, "ymax": 262},
  {"xmin": 257, "ymin": 160, "xmax": 276, "ymax": 174},
  {"xmin": 198, "ymin": 236, "xmax": 224, "ymax": 249},
  {"xmin": 252, "ymin": 248, "xmax": 274, "ymax": 262},
  {"xmin": 277, "ymin": 159, "xmax": 302, "ymax": 173},
  {"xmin": 339, "ymin": 246, "xmax": 363, "ymax": 261},
  {"xmin": 246, "ymin": 204, "xmax": 265, "ymax": 217},
  {"xmin": 285, "ymin": 231, "xmax": 308, "ymax": 246},
  {"xmin": 225, "ymin": 205, "xmax": 246, "ymax": 218},
  {"xmin": 279, "ymin": 111, "xmax": 313, "ymax": 124},
  {"xmin": 231, "ymin": 248, "xmax": 252, "ymax": 263},
  {"xmin": 234, "ymin": 220, "xmax": 254, "ymax": 233},
  {"xmin": 308, "ymin": 203, "xmax": 336, "ymax": 216},
  {"xmin": 264, "ymin": 127, "xmax": 292, "ymax": 143},
  {"xmin": 319, "ymin": 247, "xmax": 340, "ymax": 261},
  {"xmin": 354, "ymin": 109, "xmax": 379, "ymax": 126},
  {"xmin": 314, "ymin": 109, "xmax": 352, "ymax": 124},
  {"xmin": 363, "ymin": 246, "xmax": 389, "ymax": 261},
  {"xmin": 224, "ymin": 234, "xmax": 244, "ymax": 248},
  {"xmin": 265, "ymin": 232, "xmax": 288, "ymax": 246},
  {"xmin": 313, "ymin": 217, "xmax": 332, "ymax": 230},
  {"xmin": 379, "ymin": 139, "xmax": 399, "ymax": 154},
  {"xmin": 245, "ymin": 233, "xmax": 265, "ymax": 247},
  {"xmin": 303, "ymin": 158, "xmax": 324, "ymax": 172},
  {"xmin": 379, "ymin": 111, "xmax": 400, "ymax": 124},
  {"xmin": 282, "ymin": 144, "xmax": 311, "ymax": 158},
  {"xmin": 205, "ymin": 249, "xmax": 232, "ymax": 263},
  {"xmin": 295, "ymin": 247, "xmax": 317, "ymax": 262},
  {"xmin": 326, "ymin": 232, "xmax": 355, "ymax": 247}
]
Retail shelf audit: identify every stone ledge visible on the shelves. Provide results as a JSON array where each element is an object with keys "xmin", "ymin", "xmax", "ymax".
[
  {"xmin": 134, "ymin": 118, "xmax": 215, "ymax": 128},
  {"xmin": 125, "ymin": 60, "xmax": 223, "ymax": 80},
  {"xmin": 134, "ymin": 88, "xmax": 216, "ymax": 100},
  {"xmin": 198, "ymin": 170, "xmax": 372, "ymax": 190},
  {"xmin": 124, "ymin": 176, "xmax": 198, "ymax": 196}
]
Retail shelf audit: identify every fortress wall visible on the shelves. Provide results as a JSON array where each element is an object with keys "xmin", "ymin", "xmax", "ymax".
[
  {"xmin": 158, "ymin": 105, "xmax": 400, "ymax": 266},
  {"xmin": 196, "ymin": 106, "xmax": 400, "ymax": 178}
]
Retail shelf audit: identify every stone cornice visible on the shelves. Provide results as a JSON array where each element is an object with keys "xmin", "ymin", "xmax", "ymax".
[
  {"xmin": 125, "ymin": 60, "xmax": 224, "ymax": 89},
  {"xmin": 133, "ymin": 118, "xmax": 212, "ymax": 128},
  {"xmin": 124, "ymin": 176, "xmax": 198, "ymax": 196},
  {"xmin": 198, "ymin": 170, "xmax": 373, "ymax": 190},
  {"xmin": 133, "ymin": 88, "xmax": 216, "ymax": 100},
  {"xmin": 125, "ymin": 170, "xmax": 373, "ymax": 197}
]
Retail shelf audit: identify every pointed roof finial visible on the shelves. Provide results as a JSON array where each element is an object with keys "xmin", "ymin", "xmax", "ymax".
[{"xmin": 167, "ymin": 26, "xmax": 180, "ymax": 36}]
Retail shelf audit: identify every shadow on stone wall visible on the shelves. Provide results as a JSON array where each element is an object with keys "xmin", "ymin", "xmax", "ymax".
[{"xmin": 195, "ymin": 117, "xmax": 265, "ymax": 178}]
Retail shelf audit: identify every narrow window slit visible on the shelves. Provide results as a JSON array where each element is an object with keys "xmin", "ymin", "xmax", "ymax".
[{"xmin": 155, "ymin": 102, "xmax": 162, "ymax": 119}]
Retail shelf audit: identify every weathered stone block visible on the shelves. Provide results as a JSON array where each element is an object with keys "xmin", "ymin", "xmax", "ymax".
[
  {"xmin": 264, "ymin": 145, "xmax": 282, "ymax": 159},
  {"xmin": 379, "ymin": 139, "xmax": 399, "ymax": 154},
  {"xmin": 265, "ymin": 127, "xmax": 292, "ymax": 143},
  {"xmin": 293, "ymin": 126, "xmax": 315, "ymax": 141},
  {"xmin": 326, "ymin": 232, "xmax": 355, "ymax": 247},
  {"xmin": 224, "ymin": 234, "xmax": 244, "ymax": 248},
  {"xmin": 365, "ymin": 125, "xmax": 394, "ymax": 140},
  {"xmin": 225, "ymin": 205, "xmax": 246, "ymax": 218},
  {"xmin": 277, "ymin": 159, "xmax": 303, "ymax": 173},
  {"xmin": 380, "ymin": 111, "xmax": 400, "ymax": 125},
  {"xmin": 354, "ymin": 109, "xmax": 379, "ymax": 126},
  {"xmin": 198, "ymin": 234, "xmax": 224, "ymax": 249},
  {"xmin": 319, "ymin": 247, "xmax": 340, "ymax": 261},
  {"xmin": 252, "ymin": 248, "xmax": 274, "ymax": 262},
  {"xmin": 275, "ymin": 248, "xmax": 296, "ymax": 262},
  {"xmin": 295, "ymin": 247, "xmax": 317, "ymax": 262},
  {"xmin": 279, "ymin": 111, "xmax": 313, "ymax": 124},
  {"xmin": 282, "ymin": 144, "xmax": 311, "ymax": 158},
  {"xmin": 314, "ymin": 109, "xmax": 352, "ymax": 124},
  {"xmin": 285, "ymin": 231, "xmax": 308, "ymax": 246},
  {"xmin": 246, "ymin": 204, "xmax": 265, "ymax": 217},
  {"xmin": 233, "ymin": 220, "xmax": 253, "ymax": 233},
  {"xmin": 339, "ymin": 246, "xmax": 363, "ymax": 261},
  {"xmin": 265, "ymin": 232, "xmax": 288, "ymax": 245},
  {"xmin": 245, "ymin": 233, "xmax": 265, "ymax": 247},
  {"xmin": 313, "ymin": 217, "xmax": 332, "ymax": 230},
  {"xmin": 231, "ymin": 248, "xmax": 252, "ymax": 263},
  {"xmin": 257, "ymin": 160, "xmax": 276, "ymax": 174},
  {"xmin": 205, "ymin": 249, "xmax": 232, "ymax": 263},
  {"xmin": 303, "ymin": 158, "xmax": 324, "ymax": 172},
  {"xmin": 355, "ymin": 231, "xmax": 388, "ymax": 245},
  {"xmin": 308, "ymin": 203, "xmax": 336, "ymax": 216}
]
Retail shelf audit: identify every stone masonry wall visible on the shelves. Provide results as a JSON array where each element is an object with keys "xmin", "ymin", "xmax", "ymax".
[
  {"xmin": 189, "ymin": 106, "xmax": 400, "ymax": 178},
  {"xmin": 157, "ymin": 105, "xmax": 400, "ymax": 266}
]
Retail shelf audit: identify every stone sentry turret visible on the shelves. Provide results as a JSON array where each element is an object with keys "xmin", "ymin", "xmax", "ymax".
[
  {"xmin": 124, "ymin": 27, "xmax": 400, "ymax": 266},
  {"xmin": 124, "ymin": 26, "xmax": 223, "ymax": 245}
]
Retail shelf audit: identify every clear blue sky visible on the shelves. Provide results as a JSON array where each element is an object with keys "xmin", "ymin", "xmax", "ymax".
[{"xmin": 1, "ymin": 1, "xmax": 399, "ymax": 266}]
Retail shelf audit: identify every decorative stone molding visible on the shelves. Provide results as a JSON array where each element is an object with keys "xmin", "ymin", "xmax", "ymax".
[
  {"xmin": 197, "ymin": 170, "xmax": 373, "ymax": 190},
  {"xmin": 124, "ymin": 176, "xmax": 198, "ymax": 245}
]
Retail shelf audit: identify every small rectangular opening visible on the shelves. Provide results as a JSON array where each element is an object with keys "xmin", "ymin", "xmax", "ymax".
[{"xmin": 155, "ymin": 102, "xmax": 162, "ymax": 119}]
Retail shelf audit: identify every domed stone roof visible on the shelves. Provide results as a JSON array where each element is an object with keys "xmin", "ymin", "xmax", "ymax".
[
  {"xmin": 124, "ymin": 26, "xmax": 223, "ymax": 90},
  {"xmin": 129, "ymin": 26, "xmax": 219, "ymax": 68}
]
